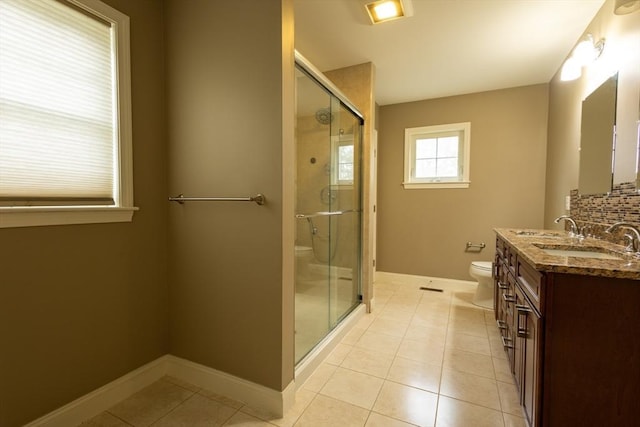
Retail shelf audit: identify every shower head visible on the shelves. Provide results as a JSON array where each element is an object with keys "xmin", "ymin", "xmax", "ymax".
[{"xmin": 315, "ymin": 108, "xmax": 332, "ymax": 125}]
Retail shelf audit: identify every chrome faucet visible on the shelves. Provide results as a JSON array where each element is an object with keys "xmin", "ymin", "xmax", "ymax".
[
  {"xmin": 605, "ymin": 222, "xmax": 640, "ymax": 253},
  {"xmin": 554, "ymin": 215, "xmax": 580, "ymax": 237}
]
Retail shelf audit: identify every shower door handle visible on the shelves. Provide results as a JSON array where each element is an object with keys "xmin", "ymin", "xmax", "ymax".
[{"xmin": 295, "ymin": 209, "xmax": 360, "ymax": 219}]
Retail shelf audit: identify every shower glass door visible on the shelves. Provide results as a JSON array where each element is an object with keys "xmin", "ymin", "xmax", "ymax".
[{"xmin": 294, "ymin": 62, "xmax": 363, "ymax": 364}]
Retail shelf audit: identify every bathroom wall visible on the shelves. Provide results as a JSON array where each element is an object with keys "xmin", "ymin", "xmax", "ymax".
[
  {"xmin": 377, "ymin": 84, "xmax": 549, "ymax": 280},
  {"xmin": 165, "ymin": 0, "xmax": 295, "ymax": 392},
  {"xmin": 545, "ymin": 0, "xmax": 640, "ymax": 231},
  {"xmin": 0, "ymin": 1, "xmax": 168, "ymax": 425}
]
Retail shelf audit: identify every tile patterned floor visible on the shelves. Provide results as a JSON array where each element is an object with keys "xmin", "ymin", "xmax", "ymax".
[{"xmin": 81, "ymin": 275, "xmax": 527, "ymax": 427}]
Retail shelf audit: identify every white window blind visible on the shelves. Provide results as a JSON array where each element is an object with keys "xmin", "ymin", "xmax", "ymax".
[{"xmin": 0, "ymin": 0, "xmax": 116, "ymax": 205}]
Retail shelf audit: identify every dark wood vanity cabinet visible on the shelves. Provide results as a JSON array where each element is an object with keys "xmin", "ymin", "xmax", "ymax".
[
  {"xmin": 514, "ymin": 283, "xmax": 541, "ymax": 427},
  {"xmin": 494, "ymin": 235, "xmax": 640, "ymax": 427},
  {"xmin": 494, "ymin": 240, "xmax": 541, "ymax": 426}
]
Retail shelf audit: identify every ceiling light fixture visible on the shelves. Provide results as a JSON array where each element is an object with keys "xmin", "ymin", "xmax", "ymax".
[
  {"xmin": 365, "ymin": 0, "xmax": 413, "ymax": 24},
  {"xmin": 560, "ymin": 34, "xmax": 605, "ymax": 82},
  {"xmin": 614, "ymin": 0, "xmax": 640, "ymax": 15}
]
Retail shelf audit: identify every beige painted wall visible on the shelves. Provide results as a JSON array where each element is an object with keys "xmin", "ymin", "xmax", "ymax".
[
  {"xmin": 0, "ymin": 1, "xmax": 168, "ymax": 425},
  {"xmin": 377, "ymin": 85, "xmax": 548, "ymax": 280},
  {"xmin": 544, "ymin": 0, "xmax": 640, "ymax": 228},
  {"xmin": 165, "ymin": 0, "xmax": 295, "ymax": 391}
]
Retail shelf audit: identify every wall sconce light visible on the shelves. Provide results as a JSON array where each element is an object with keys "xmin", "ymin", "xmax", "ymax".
[
  {"xmin": 365, "ymin": 0, "xmax": 413, "ymax": 24},
  {"xmin": 560, "ymin": 34, "xmax": 605, "ymax": 81},
  {"xmin": 614, "ymin": 0, "xmax": 640, "ymax": 15}
]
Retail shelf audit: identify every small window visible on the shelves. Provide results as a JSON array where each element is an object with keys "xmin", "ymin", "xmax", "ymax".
[
  {"xmin": 403, "ymin": 122, "xmax": 471, "ymax": 189},
  {"xmin": 332, "ymin": 136, "xmax": 354, "ymax": 186},
  {"xmin": 0, "ymin": 0, "xmax": 135, "ymax": 228}
]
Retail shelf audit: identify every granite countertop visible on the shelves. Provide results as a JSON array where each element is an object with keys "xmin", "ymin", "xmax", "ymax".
[{"xmin": 494, "ymin": 228, "xmax": 640, "ymax": 280}]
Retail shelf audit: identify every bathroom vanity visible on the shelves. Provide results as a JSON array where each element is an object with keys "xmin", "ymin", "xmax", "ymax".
[{"xmin": 493, "ymin": 229, "xmax": 640, "ymax": 427}]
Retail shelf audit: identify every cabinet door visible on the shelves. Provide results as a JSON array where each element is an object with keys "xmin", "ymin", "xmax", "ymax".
[
  {"xmin": 502, "ymin": 272, "xmax": 517, "ymax": 371},
  {"xmin": 515, "ymin": 288, "xmax": 541, "ymax": 427},
  {"xmin": 513, "ymin": 283, "xmax": 526, "ymax": 390},
  {"xmin": 494, "ymin": 255, "xmax": 508, "ymax": 328}
]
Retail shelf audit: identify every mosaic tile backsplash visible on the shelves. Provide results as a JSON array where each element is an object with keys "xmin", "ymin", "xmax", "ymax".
[{"xmin": 569, "ymin": 182, "xmax": 640, "ymax": 246}]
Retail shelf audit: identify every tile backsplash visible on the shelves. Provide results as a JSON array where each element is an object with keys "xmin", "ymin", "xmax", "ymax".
[{"xmin": 569, "ymin": 182, "xmax": 640, "ymax": 244}]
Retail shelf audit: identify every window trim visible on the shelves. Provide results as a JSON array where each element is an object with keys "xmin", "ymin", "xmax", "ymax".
[
  {"xmin": 0, "ymin": 0, "xmax": 136, "ymax": 228},
  {"xmin": 403, "ymin": 122, "xmax": 471, "ymax": 189}
]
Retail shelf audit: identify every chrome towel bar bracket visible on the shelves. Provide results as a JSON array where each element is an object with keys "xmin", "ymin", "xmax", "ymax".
[{"xmin": 168, "ymin": 193, "xmax": 265, "ymax": 206}]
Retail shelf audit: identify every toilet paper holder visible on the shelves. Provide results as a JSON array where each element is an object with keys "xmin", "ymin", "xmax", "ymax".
[{"xmin": 466, "ymin": 242, "xmax": 486, "ymax": 251}]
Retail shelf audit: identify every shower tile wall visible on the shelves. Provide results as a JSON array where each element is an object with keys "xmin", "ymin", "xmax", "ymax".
[
  {"xmin": 296, "ymin": 115, "xmax": 327, "ymax": 252},
  {"xmin": 296, "ymin": 115, "xmax": 357, "ymax": 269}
]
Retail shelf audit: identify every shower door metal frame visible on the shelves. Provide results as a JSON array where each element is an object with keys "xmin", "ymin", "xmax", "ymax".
[
  {"xmin": 294, "ymin": 50, "xmax": 365, "ymax": 361},
  {"xmin": 294, "ymin": 51, "xmax": 364, "ymax": 123}
]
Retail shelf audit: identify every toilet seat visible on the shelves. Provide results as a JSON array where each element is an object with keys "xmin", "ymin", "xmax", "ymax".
[{"xmin": 471, "ymin": 261, "xmax": 492, "ymax": 272}]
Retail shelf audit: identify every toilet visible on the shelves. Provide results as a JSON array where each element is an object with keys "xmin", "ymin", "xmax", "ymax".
[
  {"xmin": 295, "ymin": 246, "xmax": 314, "ymax": 279},
  {"xmin": 469, "ymin": 261, "xmax": 494, "ymax": 309}
]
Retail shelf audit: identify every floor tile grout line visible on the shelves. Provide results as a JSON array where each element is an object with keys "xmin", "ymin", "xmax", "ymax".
[
  {"xmin": 368, "ymin": 409, "xmax": 423, "ymax": 427},
  {"xmin": 104, "ymin": 410, "xmax": 136, "ymax": 427},
  {"xmin": 288, "ymin": 388, "xmax": 318, "ymax": 427},
  {"xmin": 147, "ymin": 390, "xmax": 203, "ymax": 426},
  {"xmin": 432, "ymin": 288, "xmax": 454, "ymax": 427}
]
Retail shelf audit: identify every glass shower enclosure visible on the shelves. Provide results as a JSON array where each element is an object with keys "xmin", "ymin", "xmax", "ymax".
[{"xmin": 294, "ymin": 54, "xmax": 363, "ymax": 364}]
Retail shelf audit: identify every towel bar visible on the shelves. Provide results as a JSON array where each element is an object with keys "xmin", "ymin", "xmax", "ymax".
[{"xmin": 168, "ymin": 193, "xmax": 265, "ymax": 206}]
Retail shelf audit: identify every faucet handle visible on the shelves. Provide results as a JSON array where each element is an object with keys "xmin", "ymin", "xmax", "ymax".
[{"xmin": 623, "ymin": 233, "xmax": 635, "ymax": 252}]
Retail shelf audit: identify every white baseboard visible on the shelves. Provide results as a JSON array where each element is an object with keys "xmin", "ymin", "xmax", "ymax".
[
  {"xmin": 375, "ymin": 271, "xmax": 476, "ymax": 292},
  {"xmin": 164, "ymin": 355, "xmax": 294, "ymax": 417},
  {"xmin": 24, "ymin": 355, "xmax": 294, "ymax": 426},
  {"xmin": 24, "ymin": 356, "xmax": 168, "ymax": 427}
]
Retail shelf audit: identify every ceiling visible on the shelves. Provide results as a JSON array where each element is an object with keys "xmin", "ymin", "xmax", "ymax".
[{"xmin": 294, "ymin": 0, "xmax": 606, "ymax": 106}]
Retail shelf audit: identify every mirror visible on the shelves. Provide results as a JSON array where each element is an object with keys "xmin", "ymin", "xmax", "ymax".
[
  {"xmin": 578, "ymin": 74, "xmax": 617, "ymax": 195},
  {"xmin": 637, "ymin": 94, "xmax": 640, "ymax": 189}
]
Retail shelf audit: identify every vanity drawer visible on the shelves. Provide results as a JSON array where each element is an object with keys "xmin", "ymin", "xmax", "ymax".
[{"xmin": 516, "ymin": 257, "xmax": 543, "ymax": 311}]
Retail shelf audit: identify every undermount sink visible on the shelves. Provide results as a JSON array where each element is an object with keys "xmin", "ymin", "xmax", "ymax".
[{"xmin": 533, "ymin": 244, "xmax": 623, "ymax": 260}]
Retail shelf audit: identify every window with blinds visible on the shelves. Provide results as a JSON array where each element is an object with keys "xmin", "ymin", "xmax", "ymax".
[{"xmin": 0, "ymin": 0, "xmax": 134, "ymax": 227}]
